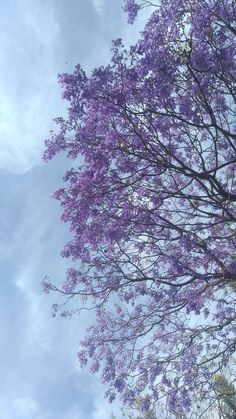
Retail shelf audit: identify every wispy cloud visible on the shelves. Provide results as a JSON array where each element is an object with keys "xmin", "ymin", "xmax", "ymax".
[
  {"xmin": 92, "ymin": 0, "xmax": 105, "ymax": 15},
  {"xmin": 92, "ymin": 395, "xmax": 123, "ymax": 419},
  {"xmin": 0, "ymin": 166, "xmax": 112, "ymax": 418},
  {"xmin": 0, "ymin": 0, "xmax": 60, "ymax": 174}
]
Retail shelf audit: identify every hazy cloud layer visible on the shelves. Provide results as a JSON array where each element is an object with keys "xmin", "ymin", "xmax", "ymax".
[{"xmin": 0, "ymin": 1, "xmax": 151, "ymax": 417}]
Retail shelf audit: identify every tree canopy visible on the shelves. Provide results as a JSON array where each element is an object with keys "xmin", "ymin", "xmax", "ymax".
[{"xmin": 43, "ymin": 0, "xmax": 236, "ymax": 416}]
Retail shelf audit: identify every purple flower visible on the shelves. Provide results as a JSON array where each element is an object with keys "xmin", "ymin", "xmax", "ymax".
[
  {"xmin": 123, "ymin": 0, "xmax": 140, "ymax": 24},
  {"xmin": 41, "ymin": 276, "xmax": 52, "ymax": 294},
  {"xmin": 44, "ymin": 0, "xmax": 236, "ymax": 414},
  {"xmin": 225, "ymin": 259, "xmax": 236, "ymax": 277},
  {"xmin": 114, "ymin": 378, "xmax": 126, "ymax": 393},
  {"xmin": 140, "ymin": 397, "xmax": 151, "ymax": 412}
]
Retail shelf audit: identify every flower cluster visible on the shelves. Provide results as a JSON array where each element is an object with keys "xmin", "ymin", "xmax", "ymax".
[
  {"xmin": 123, "ymin": 0, "xmax": 140, "ymax": 24},
  {"xmin": 45, "ymin": 0, "xmax": 236, "ymax": 415}
]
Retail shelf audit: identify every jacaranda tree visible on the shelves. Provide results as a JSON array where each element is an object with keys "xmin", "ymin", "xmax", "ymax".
[{"xmin": 43, "ymin": 0, "xmax": 236, "ymax": 416}]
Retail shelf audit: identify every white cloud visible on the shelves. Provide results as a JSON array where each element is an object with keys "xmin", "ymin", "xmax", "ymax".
[
  {"xmin": 0, "ymin": 0, "xmax": 61, "ymax": 174},
  {"xmin": 21, "ymin": 0, "xmax": 60, "ymax": 50},
  {"xmin": 13, "ymin": 396, "xmax": 39, "ymax": 418},
  {"xmin": 0, "ymin": 88, "xmax": 51, "ymax": 174},
  {"xmin": 92, "ymin": 394, "xmax": 123, "ymax": 419},
  {"xmin": 15, "ymin": 265, "xmax": 50, "ymax": 350},
  {"xmin": 92, "ymin": 0, "xmax": 104, "ymax": 15}
]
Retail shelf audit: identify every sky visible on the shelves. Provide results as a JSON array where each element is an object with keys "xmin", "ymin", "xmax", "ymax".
[{"xmin": 0, "ymin": 1, "xmax": 151, "ymax": 418}]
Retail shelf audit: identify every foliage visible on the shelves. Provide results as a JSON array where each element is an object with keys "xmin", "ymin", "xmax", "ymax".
[
  {"xmin": 43, "ymin": 0, "xmax": 236, "ymax": 416},
  {"xmin": 214, "ymin": 373, "xmax": 236, "ymax": 418},
  {"xmin": 118, "ymin": 368, "xmax": 236, "ymax": 418}
]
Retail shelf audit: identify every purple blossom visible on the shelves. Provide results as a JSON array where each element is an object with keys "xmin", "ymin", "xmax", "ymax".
[
  {"xmin": 114, "ymin": 378, "xmax": 126, "ymax": 393},
  {"xmin": 41, "ymin": 276, "xmax": 52, "ymax": 294},
  {"xmin": 225, "ymin": 259, "xmax": 236, "ymax": 277},
  {"xmin": 123, "ymin": 0, "xmax": 140, "ymax": 24},
  {"xmin": 140, "ymin": 397, "xmax": 151, "ymax": 412},
  {"xmin": 44, "ymin": 0, "xmax": 236, "ymax": 415}
]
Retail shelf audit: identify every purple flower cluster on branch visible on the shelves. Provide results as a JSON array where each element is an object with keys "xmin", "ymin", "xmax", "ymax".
[
  {"xmin": 44, "ymin": 0, "xmax": 236, "ymax": 416},
  {"xmin": 123, "ymin": 0, "xmax": 140, "ymax": 24}
]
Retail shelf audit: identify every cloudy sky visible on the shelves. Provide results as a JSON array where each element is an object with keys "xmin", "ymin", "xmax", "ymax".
[{"xmin": 0, "ymin": 1, "xmax": 151, "ymax": 418}]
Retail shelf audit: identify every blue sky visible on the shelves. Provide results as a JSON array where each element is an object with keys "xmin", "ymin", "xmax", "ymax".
[{"xmin": 0, "ymin": 1, "xmax": 151, "ymax": 418}]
